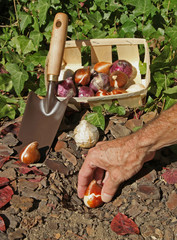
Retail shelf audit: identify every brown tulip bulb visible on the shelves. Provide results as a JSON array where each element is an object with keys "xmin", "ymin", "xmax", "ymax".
[
  {"xmin": 109, "ymin": 71, "xmax": 128, "ymax": 88},
  {"xmin": 94, "ymin": 62, "xmax": 112, "ymax": 74},
  {"xmin": 74, "ymin": 67, "xmax": 90, "ymax": 86},
  {"xmin": 19, "ymin": 141, "xmax": 41, "ymax": 164},
  {"xmin": 96, "ymin": 89, "xmax": 109, "ymax": 96},
  {"xmin": 109, "ymin": 89, "xmax": 127, "ymax": 95}
]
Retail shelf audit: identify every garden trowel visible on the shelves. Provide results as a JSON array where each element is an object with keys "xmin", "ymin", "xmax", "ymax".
[{"xmin": 15, "ymin": 13, "xmax": 69, "ymax": 160}]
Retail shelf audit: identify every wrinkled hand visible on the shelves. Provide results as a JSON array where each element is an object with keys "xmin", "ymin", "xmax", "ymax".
[{"xmin": 77, "ymin": 134, "xmax": 155, "ymax": 203}]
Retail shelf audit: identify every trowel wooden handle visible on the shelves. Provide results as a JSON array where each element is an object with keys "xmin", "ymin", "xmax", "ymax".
[{"xmin": 47, "ymin": 13, "xmax": 68, "ymax": 79}]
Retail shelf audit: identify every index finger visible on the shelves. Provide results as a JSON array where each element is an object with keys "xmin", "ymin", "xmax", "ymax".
[{"xmin": 77, "ymin": 158, "xmax": 97, "ymax": 198}]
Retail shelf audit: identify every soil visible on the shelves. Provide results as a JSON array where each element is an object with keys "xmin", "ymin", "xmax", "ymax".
[{"xmin": 0, "ymin": 109, "xmax": 177, "ymax": 240}]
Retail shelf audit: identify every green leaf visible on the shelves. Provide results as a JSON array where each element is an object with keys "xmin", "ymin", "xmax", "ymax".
[
  {"xmin": 107, "ymin": 104, "xmax": 126, "ymax": 115},
  {"xmin": 30, "ymin": 31, "xmax": 43, "ymax": 50},
  {"xmin": 10, "ymin": 36, "xmax": 35, "ymax": 55},
  {"xmin": 92, "ymin": 105, "xmax": 103, "ymax": 114},
  {"xmin": 89, "ymin": 29, "xmax": 107, "ymax": 38},
  {"xmin": 132, "ymin": 126, "xmax": 142, "ymax": 132},
  {"xmin": 18, "ymin": 98, "xmax": 26, "ymax": 115},
  {"xmin": 119, "ymin": 20, "xmax": 137, "ymax": 36},
  {"xmin": 164, "ymin": 95, "xmax": 177, "ymax": 110},
  {"xmin": 107, "ymin": 0, "xmax": 120, "ymax": 11},
  {"xmin": 0, "ymin": 104, "xmax": 16, "ymax": 120},
  {"xmin": 152, "ymin": 45, "xmax": 170, "ymax": 64},
  {"xmin": 0, "ymin": 95, "xmax": 7, "ymax": 109},
  {"xmin": 153, "ymin": 72, "xmax": 165, "ymax": 97},
  {"xmin": 124, "ymin": 0, "xmax": 156, "ymax": 17},
  {"xmin": 87, "ymin": 12, "xmax": 102, "ymax": 28},
  {"xmin": 37, "ymin": 0, "xmax": 51, "ymax": 26},
  {"xmin": 35, "ymin": 75, "xmax": 46, "ymax": 96},
  {"xmin": 24, "ymin": 50, "xmax": 47, "ymax": 68},
  {"xmin": 162, "ymin": 0, "xmax": 177, "ymax": 11},
  {"xmin": 166, "ymin": 25, "xmax": 177, "ymax": 50},
  {"xmin": 139, "ymin": 61, "xmax": 147, "ymax": 75},
  {"xmin": 142, "ymin": 21, "xmax": 157, "ymax": 38},
  {"xmin": 163, "ymin": 86, "xmax": 177, "ymax": 95},
  {"xmin": 19, "ymin": 12, "xmax": 32, "ymax": 33},
  {"xmin": 103, "ymin": 103, "xmax": 111, "ymax": 111},
  {"xmin": 5, "ymin": 63, "xmax": 28, "ymax": 96},
  {"xmin": 85, "ymin": 112, "xmax": 105, "ymax": 130},
  {"xmin": 0, "ymin": 74, "xmax": 13, "ymax": 92}
]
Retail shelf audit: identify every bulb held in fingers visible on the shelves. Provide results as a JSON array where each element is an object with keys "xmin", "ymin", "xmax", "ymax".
[{"xmin": 84, "ymin": 179, "xmax": 103, "ymax": 208}]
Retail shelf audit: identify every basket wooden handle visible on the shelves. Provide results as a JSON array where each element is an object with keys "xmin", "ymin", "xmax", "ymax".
[{"xmin": 47, "ymin": 13, "xmax": 68, "ymax": 80}]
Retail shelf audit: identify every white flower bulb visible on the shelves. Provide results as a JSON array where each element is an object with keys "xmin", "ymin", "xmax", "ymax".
[{"xmin": 74, "ymin": 120, "xmax": 99, "ymax": 148}]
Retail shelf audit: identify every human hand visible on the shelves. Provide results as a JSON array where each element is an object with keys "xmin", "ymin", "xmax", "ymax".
[{"xmin": 77, "ymin": 134, "xmax": 155, "ymax": 203}]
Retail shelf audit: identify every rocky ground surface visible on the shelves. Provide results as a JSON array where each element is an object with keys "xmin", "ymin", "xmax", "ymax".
[{"xmin": 0, "ymin": 108, "xmax": 177, "ymax": 240}]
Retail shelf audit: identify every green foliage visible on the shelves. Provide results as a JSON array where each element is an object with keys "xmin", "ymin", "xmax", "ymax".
[
  {"xmin": 0, "ymin": 0, "xmax": 177, "ymax": 120},
  {"xmin": 85, "ymin": 102, "xmax": 126, "ymax": 130}
]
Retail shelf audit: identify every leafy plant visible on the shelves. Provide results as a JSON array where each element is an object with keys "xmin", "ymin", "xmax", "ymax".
[
  {"xmin": 85, "ymin": 101, "xmax": 126, "ymax": 130},
  {"xmin": 0, "ymin": 0, "xmax": 177, "ymax": 120}
]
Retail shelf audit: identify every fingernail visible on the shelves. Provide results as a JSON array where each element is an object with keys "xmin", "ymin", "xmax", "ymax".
[{"xmin": 101, "ymin": 193, "xmax": 113, "ymax": 203}]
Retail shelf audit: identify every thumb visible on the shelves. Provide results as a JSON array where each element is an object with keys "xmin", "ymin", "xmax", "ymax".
[{"xmin": 101, "ymin": 172, "xmax": 120, "ymax": 203}]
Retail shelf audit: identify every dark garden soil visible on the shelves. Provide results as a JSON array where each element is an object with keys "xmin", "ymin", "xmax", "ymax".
[{"xmin": 0, "ymin": 108, "xmax": 177, "ymax": 240}]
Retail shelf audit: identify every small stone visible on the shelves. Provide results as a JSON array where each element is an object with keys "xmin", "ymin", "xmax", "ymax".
[
  {"xmin": 112, "ymin": 197, "xmax": 125, "ymax": 207},
  {"xmin": 10, "ymin": 195, "xmax": 34, "ymax": 212},
  {"xmin": 155, "ymin": 228, "xmax": 163, "ymax": 240},
  {"xmin": 110, "ymin": 123, "xmax": 131, "ymax": 138},
  {"xmin": 61, "ymin": 148, "xmax": 77, "ymax": 166},
  {"xmin": 6, "ymin": 214, "xmax": 21, "ymax": 229},
  {"xmin": 47, "ymin": 220, "xmax": 59, "ymax": 230},
  {"xmin": 109, "ymin": 116, "xmax": 128, "ymax": 124},
  {"xmin": 0, "ymin": 232, "xmax": 8, "ymax": 240},
  {"xmin": 21, "ymin": 188, "xmax": 47, "ymax": 200},
  {"xmin": 166, "ymin": 191, "xmax": 177, "ymax": 210},
  {"xmin": 38, "ymin": 200, "xmax": 51, "ymax": 215},
  {"xmin": 86, "ymin": 225, "xmax": 95, "ymax": 237},
  {"xmin": 0, "ymin": 143, "xmax": 14, "ymax": 156},
  {"xmin": 58, "ymin": 132, "xmax": 68, "ymax": 141},
  {"xmin": 20, "ymin": 216, "xmax": 42, "ymax": 230},
  {"xmin": 104, "ymin": 119, "xmax": 114, "ymax": 134},
  {"xmin": 141, "ymin": 110, "xmax": 158, "ymax": 124},
  {"xmin": 141, "ymin": 225, "xmax": 156, "ymax": 238},
  {"xmin": 1, "ymin": 132, "xmax": 19, "ymax": 147},
  {"xmin": 127, "ymin": 206, "xmax": 142, "ymax": 218},
  {"xmin": 18, "ymin": 178, "xmax": 39, "ymax": 192},
  {"xmin": 138, "ymin": 184, "xmax": 160, "ymax": 200},
  {"xmin": 0, "ymin": 168, "xmax": 17, "ymax": 180},
  {"xmin": 125, "ymin": 118, "xmax": 143, "ymax": 131},
  {"xmin": 8, "ymin": 229, "xmax": 26, "ymax": 240},
  {"xmin": 54, "ymin": 233, "xmax": 61, "ymax": 239},
  {"xmin": 54, "ymin": 140, "xmax": 67, "ymax": 152},
  {"xmin": 71, "ymin": 194, "xmax": 83, "ymax": 206},
  {"xmin": 137, "ymin": 168, "xmax": 157, "ymax": 183},
  {"xmin": 164, "ymin": 228, "xmax": 174, "ymax": 240}
]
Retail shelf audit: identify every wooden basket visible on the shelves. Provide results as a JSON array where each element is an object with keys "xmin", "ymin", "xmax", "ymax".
[{"xmin": 45, "ymin": 38, "xmax": 150, "ymax": 109}]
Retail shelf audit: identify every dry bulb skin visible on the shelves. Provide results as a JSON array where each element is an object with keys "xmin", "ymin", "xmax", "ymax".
[
  {"xmin": 84, "ymin": 179, "xmax": 103, "ymax": 208},
  {"xmin": 74, "ymin": 120, "xmax": 99, "ymax": 148},
  {"xmin": 19, "ymin": 141, "xmax": 41, "ymax": 164}
]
